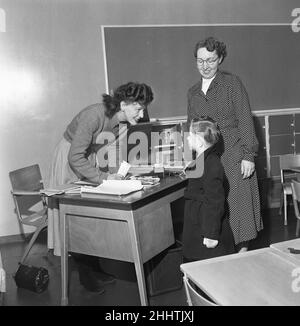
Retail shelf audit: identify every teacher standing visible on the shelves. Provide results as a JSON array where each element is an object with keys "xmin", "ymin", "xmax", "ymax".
[{"xmin": 187, "ymin": 37, "xmax": 263, "ymax": 252}]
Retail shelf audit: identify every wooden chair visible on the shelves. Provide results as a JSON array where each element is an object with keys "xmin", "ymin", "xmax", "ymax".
[
  {"xmin": 9, "ymin": 164, "xmax": 48, "ymax": 264},
  {"xmin": 183, "ymin": 274, "xmax": 217, "ymax": 306},
  {"xmin": 279, "ymin": 154, "xmax": 300, "ymax": 226},
  {"xmin": 291, "ymin": 180, "xmax": 300, "ymax": 237}
]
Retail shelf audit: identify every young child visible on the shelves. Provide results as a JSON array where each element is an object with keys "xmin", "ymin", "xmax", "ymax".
[{"xmin": 182, "ymin": 117, "xmax": 235, "ymax": 262}]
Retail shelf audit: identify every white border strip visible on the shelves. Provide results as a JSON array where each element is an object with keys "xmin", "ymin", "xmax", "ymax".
[
  {"xmin": 102, "ymin": 23, "xmax": 291, "ymax": 28},
  {"xmin": 101, "ymin": 25, "xmax": 109, "ymax": 93},
  {"xmin": 149, "ymin": 109, "xmax": 300, "ymax": 123},
  {"xmin": 253, "ymin": 107, "xmax": 300, "ymax": 117},
  {"xmin": 264, "ymin": 116, "xmax": 271, "ymax": 178}
]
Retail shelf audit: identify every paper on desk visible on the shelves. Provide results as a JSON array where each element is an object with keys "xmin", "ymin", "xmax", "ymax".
[
  {"xmin": 129, "ymin": 176, "xmax": 160, "ymax": 185},
  {"xmin": 40, "ymin": 184, "xmax": 81, "ymax": 196},
  {"xmin": 81, "ymin": 180, "xmax": 143, "ymax": 195},
  {"xmin": 129, "ymin": 165, "xmax": 154, "ymax": 175},
  {"xmin": 73, "ymin": 180, "xmax": 98, "ymax": 186},
  {"xmin": 117, "ymin": 161, "xmax": 131, "ymax": 177}
]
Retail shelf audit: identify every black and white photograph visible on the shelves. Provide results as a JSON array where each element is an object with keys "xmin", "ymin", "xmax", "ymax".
[{"xmin": 0, "ymin": 0, "xmax": 300, "ymax": 312}]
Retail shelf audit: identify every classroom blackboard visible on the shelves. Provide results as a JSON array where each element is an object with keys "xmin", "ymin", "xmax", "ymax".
[{"xmin": 103, "ymin": 25, "xmax": 300, "ymax": 119}]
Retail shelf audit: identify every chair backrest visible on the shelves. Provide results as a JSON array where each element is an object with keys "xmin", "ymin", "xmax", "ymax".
[
  {"xmin": 9, "ymin": 165, "xmax": 45, "ymax": 223},
  {"xmin": 9, "ymin": 164, "xmax": 44, "ymax": 191},
  {"xmin": 279, "ymin": 154, "xmax": 300, "ymax": 183},
  {"xmin": 291, "ymin": 180, "xmax": 300, "ymax": 219},
  {"xmin": 183, "ymin": 275, "xmax": 217, "ymax": 306}
]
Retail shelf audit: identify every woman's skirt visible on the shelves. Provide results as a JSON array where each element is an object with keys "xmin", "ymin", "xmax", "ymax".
[{"xmin": 47, "ymin": 138, "xmax": 80, "ymax": 256}]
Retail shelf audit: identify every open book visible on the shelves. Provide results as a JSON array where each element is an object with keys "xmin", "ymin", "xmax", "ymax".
[{"xmin": 81, "ymin": 180, "xmax": 143, "ymax": 196}]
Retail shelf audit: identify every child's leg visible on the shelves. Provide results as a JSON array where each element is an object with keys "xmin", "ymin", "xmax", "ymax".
[{"xmin": 236, "ymin": 241, "xmax": 249, "ymax": 253}]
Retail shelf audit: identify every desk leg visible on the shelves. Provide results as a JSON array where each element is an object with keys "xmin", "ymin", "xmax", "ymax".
[
  {"xmin": 60, "ymin": 205, "xmax": 68, "ymax": 306},
  {"xmin": 127, "ymin": 213, "xmax": 148, "ymax": 306}
]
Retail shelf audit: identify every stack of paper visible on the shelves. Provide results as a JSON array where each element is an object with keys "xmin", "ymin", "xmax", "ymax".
[
  {"xmin": 40, "ymin": 184, "xmax": 81, "ymax": 196},
  {"xmin": 81, "ymin": 180, "xmax": 143, "ymax": 196},
  {"xmin": 129, "ymin": 176, "xmax": 160, "ymax": 186},
  {"xmin": 129, "ymin": 165, "xmax": 154, "ymax": 175},
  {"xmin": 73, "ymin": 180, "xmax": 98, "ymax": 186},
  {"xmin": 117, "ymin": 161, "xmax": 131, "ymax": 178}
]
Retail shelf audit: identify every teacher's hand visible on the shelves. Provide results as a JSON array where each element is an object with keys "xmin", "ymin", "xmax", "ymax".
[
  {"xmin": 107, "ymin": 173, "xmax": 125, "ymax": 180},
  {"xmin": 241, "ymin": 160, "xmax": 255, "ymax": 179}
]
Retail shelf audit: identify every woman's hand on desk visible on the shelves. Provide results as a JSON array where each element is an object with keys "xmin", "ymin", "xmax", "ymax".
[{"xmin": 107, "ymin": 173, "xmax": 125, "ymax": 180}]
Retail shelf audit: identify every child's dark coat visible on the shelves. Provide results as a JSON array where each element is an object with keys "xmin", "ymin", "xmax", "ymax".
[{"xmin": 182, "ymin": 146, "xmax": 235, "ymax": 262}]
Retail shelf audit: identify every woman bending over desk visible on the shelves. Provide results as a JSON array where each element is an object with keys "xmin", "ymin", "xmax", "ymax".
[{"xmin": 47, "ymin": 82, "xmax": 154, "ymax": 293}]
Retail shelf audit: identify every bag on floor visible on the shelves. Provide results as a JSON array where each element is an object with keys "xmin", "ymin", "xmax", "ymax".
[{"xmin": 14, "ymin": 263, "xmax": 49, "ymax": 293}]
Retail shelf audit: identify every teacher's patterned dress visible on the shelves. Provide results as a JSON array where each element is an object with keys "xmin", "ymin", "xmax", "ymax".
[{"xmin": 187, "ymin": 70, "xmax": 263, "ymax": 245}]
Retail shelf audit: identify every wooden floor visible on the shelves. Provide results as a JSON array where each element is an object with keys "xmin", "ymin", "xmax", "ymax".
[{"xmin": 0, "ymin": 207, "xmax": 299, "ymax": 306}]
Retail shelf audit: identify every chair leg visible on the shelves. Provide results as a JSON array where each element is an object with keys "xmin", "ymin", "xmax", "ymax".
[
  {"xmin": 296, "ymin": 219, "xmax": 300, "ymax": 237},
  {"xmin": 183, "ymin": 276, "xmax": 192, "ymax": 306},
  {"xmin": 19, "ymin": 225, "xmax": 46, "ymax": 265},
  {"xmin": 279, "ymin": 192, "xmax": 283, "ymax": 215},
  {"xmin": 283, "ymin": 194, "xmax": 288, "ymax": 226}
]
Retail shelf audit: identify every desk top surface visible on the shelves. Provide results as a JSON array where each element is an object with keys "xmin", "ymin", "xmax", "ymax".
[
  {"xmin": 288, "ymin": 166, "xmax": 300, "ymax": 173},
  {"xmin": 270, "ymin": 238, "xmax": 300, "ymax": 262},
  {"xmin": 180, "ymin": 247, "xmax": 300, "ymax": 306},
  {"xmin": 54, "ymin": 176, "xmax": 187, "ymax": 210}
]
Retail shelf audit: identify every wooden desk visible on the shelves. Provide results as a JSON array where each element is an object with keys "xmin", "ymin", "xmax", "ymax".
[
  {"xmin": 270, "ymin": 238, "xmax": 300, "ymax": 263},
  {"xmin": 287, "ymin": 167, "xmax": 300, "ymax": 182},
  {"xmin": 180, "ymin": 248, "xmax": 300, "ymax": 306},
  {"xmin": 57, "ymin": 176, "xmax": 187, "ymax": 306},
  {"xmin": 289, "ymin": 167, "xmax": 300, "ymax": 173}
]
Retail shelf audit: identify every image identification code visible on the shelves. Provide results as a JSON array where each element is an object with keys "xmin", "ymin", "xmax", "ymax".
[{"xmin": 105, "ymin": 309, "xmax": 194, "ymax": 323}]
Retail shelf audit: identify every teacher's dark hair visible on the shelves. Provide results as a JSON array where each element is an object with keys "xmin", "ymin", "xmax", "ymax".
[
  {"xmin": 102, "ymin": 82, "xmax": 154, "ymax": 118},
  {"xmin": 194, "ymin": 37, "xmax": 227, "ymax": 64}
]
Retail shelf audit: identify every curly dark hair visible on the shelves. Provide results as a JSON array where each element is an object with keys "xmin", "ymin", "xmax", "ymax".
[
  {"xmin": 102, "ymin": 82, "xmax": 154, "ymax": 118},
  {"xmin": 193, "ymin": 36, "xmax": 227, "ymax": 64}
]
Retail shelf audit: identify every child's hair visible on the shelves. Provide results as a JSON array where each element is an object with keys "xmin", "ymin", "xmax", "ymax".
[{"xmin": 190, "ymin": 116, "xmax": 220, "ymax": 146}]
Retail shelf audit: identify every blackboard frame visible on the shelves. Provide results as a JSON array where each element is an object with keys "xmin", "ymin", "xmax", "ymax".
[{"xmin": 102, "ymin": 24, "xmax": 300, "ymax": 119}]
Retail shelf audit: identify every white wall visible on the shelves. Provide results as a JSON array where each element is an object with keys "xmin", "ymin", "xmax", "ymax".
[{"xmin": 0, "ymin": 0, "xmax": 298, "ymax": 237}]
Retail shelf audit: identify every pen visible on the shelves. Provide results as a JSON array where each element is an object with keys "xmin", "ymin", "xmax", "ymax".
[{"xmin": 287, "ymin": 247, "xmax": 300, "ymax": 254}]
